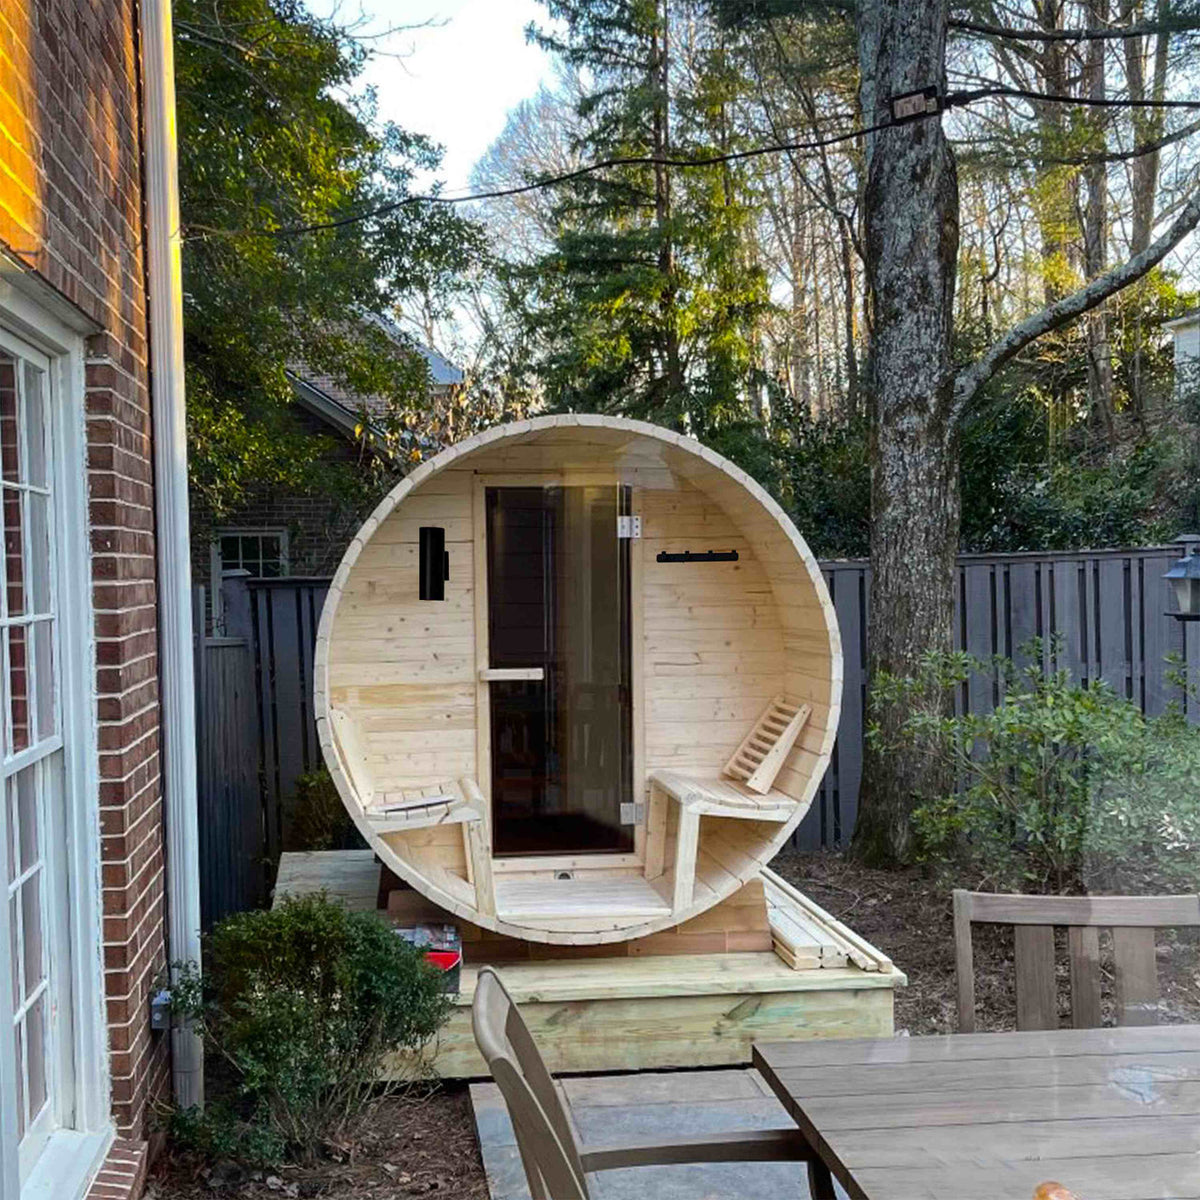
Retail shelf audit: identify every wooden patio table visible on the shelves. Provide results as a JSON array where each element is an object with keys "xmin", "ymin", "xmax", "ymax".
[{"xmin": 753, "ymin": 1024, "xmax": 1200, "ymax": 1200}]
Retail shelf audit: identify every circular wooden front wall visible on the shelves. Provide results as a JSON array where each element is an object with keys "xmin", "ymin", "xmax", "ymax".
[{"xmin": 315, "ymin": 415, "xmax": 841, "ymax": 944}]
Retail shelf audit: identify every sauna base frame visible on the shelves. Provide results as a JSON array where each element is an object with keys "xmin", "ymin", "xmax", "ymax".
[
  {"xmin": 274, "ymin": 850, "xmax": 906, "ymax": 1079},
  {"xmin": 411, "ymin": 953, "xmax": 900, "ymax": 1079}
]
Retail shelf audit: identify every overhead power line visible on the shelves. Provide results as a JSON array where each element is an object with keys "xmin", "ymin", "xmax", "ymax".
[{"xmin": 183, "ymin": 84, "xmax": 1200, "ymax": 242}]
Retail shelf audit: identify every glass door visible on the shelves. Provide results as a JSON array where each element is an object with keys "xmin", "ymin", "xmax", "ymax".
[{"xmin": 485, "ymin": 484, "xmax": 633, "ymax": 856}]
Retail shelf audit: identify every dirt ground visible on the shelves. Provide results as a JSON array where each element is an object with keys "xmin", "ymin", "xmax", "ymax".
[
  {"xmin": 771, "ymin": 850, "xmax": 1200, "ymax": 1035},
  {"xmin": 149, "ymin": 850, "xmax": 1200, "ymax": 1198},
  {"xmin": 147, "ymin": 1084, "xmax": 490, "ymax": 1200}
]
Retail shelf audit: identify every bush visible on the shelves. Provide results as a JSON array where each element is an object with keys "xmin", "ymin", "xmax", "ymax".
[
  {"xmin": 873, "ymin": 644, "xmax": 1200, "ymax": 894},
  {"xmin": 167, "ymin": 894, "xmax": 450, "ymax": 1164}
]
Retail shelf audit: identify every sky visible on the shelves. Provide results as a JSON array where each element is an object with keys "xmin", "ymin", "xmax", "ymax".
[{"xmin": 313, "ymin": 0, "xmax": 557, "ymax": 193}]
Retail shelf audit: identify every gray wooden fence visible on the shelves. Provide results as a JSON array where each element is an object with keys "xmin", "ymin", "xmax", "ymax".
[
  {"xmin": 244, "ymin": 577, "xmax": 332, "ymax": 859},
  {"xmin": 798, "ymin": 541, "xmax": 1200, "ymax": 849},
  {"xmin": 193, "ymin": 542, "xmax": 1200, "ymax": 919},
  {"xmin": 193, "ymin": 585, "xmax": 264, "ymax": 927}
]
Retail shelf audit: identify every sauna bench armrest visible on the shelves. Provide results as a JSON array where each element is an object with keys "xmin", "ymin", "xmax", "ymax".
[{"xmin": 647, "ymin": 769, "xmax": 797, "ymax": 822}]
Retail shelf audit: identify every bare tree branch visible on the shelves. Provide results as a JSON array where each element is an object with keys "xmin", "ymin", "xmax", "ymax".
[
  {"xmin": 950, "ymin": 15, "xmax": 1200, "ymax": 41},
  {"xmin": 954, "ymin": 186, "xmax": 1200, "ymax": 411}
]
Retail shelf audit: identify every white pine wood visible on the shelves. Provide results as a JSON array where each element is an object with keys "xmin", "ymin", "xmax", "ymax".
[{"xmin": 313, "ymin": 415, "xmax": 842, "ymax": 945}]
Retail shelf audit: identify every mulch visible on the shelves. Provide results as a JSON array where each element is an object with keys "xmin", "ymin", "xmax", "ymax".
[
  {"xmin": 149, "ymin": 850, "xmax": 1200, "ymax": 1198},
  {"xmin": 147, "ymin": 1084, "xmax": 490, "ymax": 1200}
]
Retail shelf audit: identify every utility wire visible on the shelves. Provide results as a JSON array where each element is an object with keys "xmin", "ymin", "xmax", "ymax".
[{"xmin": 183, "ymin": 84, "xmax": 1200, "ymax": 242}]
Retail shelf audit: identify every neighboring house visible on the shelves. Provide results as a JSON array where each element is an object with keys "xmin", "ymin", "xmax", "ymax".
[
  {"xmin": 1165, "ymin": 309, "xmax": 1200, "ymax": 384},
  {"xmin": 1, "ymin": 4, "xmax": 198, "ymax": 1199},
  {"xmin": 195, "ymin": 332, "xmax": 464, "ymax": 625}
]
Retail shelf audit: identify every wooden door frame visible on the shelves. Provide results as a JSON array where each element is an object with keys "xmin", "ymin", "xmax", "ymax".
[{"xmin": 472, "ymin": 472, "xmax": 645, "ymax": 874}]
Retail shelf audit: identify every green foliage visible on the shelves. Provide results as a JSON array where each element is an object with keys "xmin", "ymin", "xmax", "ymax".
[
  {"xmin": 873, "ymin": 644, "xmax": 1200, "ymax": 894},
  {"xmin": 166, "ymin": 895, "xmax": 449, "ymax": 1164},
  {"xmin": 770, "ymin": 388, "xmax": 870, "ymax": 558},
  {"xmin": 287, "ymin": 768, "xmax": 358, "ymax": 852},
  {"xmin": 957, "ymin": 271, "xmax": 1200, "ymax": 552},
  {"xmin": 175, "ymin": 0, "xmax": 483, "ymax": 519}
]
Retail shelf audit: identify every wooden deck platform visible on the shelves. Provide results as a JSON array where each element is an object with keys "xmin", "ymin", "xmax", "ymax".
[{"xmin": 273, "ymin": 850, "xmax": 905, "ymax": 1079}]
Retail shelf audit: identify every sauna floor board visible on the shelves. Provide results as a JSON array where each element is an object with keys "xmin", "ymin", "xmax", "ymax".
[{"xmin": 494, "ymin": 875, "xmax": 672, "ymax": 921}]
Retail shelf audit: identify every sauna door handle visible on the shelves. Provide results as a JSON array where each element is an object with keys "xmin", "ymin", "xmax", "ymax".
[{"xmin": 479, "ymin": 667, "xmax": 546, "ymax": 682}]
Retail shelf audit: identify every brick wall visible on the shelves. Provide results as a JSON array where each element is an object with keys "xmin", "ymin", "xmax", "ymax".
[{"xmin": 1, "ymin": 0, "xmax": 171, "ymax": 1146}]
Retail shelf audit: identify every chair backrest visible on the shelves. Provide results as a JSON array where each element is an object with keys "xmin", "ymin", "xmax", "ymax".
[
  {"xmin": 954, "ymin": 890, "xmax": 1200, "ymax": 1032},
  {"xmin": 472, "ymin": 967, "xmax": 590, "ymax": 1200}
]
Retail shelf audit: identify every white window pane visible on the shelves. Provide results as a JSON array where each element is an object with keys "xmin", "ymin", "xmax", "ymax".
[
  {"xmin": 4, "ymin": 486, "xmax": 25, "ymax": 619},
  {"xmin": 0, "ymin": 351, "xmax": 18, "ymax": 485},
  {"xmin": 14, "ymin": 1022, "xmax": 25, "ymax": 1139},
  {"xmin": 14, "ymin": 766, "xmax": 36, "ymax": 873},
  {"xmin": 22, "ymin": 362, "xmax": 46, "ymax": 489},
  {"xmin": 31, "ymin": 622, "xmax": 54, "ymax": 742},
  {"xmin": 25, "ymin": 991, "xmax": 46, "ymax": 1120},
  {"xmin": 5, "ymin": 780, "xmax": 14, "ymax": 885},
  {"xmin": 8, "ymin": 624, "xmax": 29, "ymax": 753},
  {"xmin": 20, "ymin": 873, "xmax": 42, "ymax": 1001},
  {"xmin": 28, "ymin": 492, "xmax": 50, "ymax": 616},
  {"xmin": 9, "ymin": 895, "xmax": 18, "ymax": 1008}
]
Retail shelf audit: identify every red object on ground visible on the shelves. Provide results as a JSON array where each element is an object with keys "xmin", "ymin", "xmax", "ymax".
[{"xmin": 425, "ymin": 949, "xmax": 462, "ymax": 973}]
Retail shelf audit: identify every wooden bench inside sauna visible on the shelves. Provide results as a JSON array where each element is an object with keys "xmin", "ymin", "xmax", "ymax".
[{"xmin": 314, "ymin": 414, "xmax": 842, "ymax": 945}]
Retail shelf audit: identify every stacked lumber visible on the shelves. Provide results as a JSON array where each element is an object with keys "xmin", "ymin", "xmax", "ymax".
[{"xmin": 761, "ymin": 866, "xmax": 894, "ymax": 974}]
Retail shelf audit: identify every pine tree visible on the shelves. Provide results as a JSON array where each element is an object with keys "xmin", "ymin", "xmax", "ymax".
[{"xmin": 522, "ymin": 0, "xmax": 770, "ymax": 434}]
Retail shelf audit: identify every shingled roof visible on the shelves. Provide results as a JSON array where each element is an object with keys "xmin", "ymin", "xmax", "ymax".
[{"xmin": 287, "ymin": 316, "xmax": 464, "ymax": 435}]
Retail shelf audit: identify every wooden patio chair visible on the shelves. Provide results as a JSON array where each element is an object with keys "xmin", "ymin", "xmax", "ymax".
[
  {"xmin": 953, "ymin": 890, "xmax": 1200, "ymax": 1032},
  {"xmin": 472, "ymin": 966, "xmax": 836, "ymax": 1199}
]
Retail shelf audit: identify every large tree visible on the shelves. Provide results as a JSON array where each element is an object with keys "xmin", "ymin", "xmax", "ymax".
[{"xmin": 853, "ymin": 0, "xmax": 1200, "ymax": 864}]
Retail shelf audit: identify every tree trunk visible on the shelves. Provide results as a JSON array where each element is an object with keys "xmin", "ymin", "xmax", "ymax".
[
  {"xmin": 1035, "ymin": 1, "xmax": 1077, "ymax": 305},
  {"xmin": 851, "ymin": 0, "xmax": 960, "ymax": 867},
  {"xmin": 1124, "ymin": 0, "xmax": 1169, "ymax": 419},
  {"xmin": 789, "ymin": 175, "xmax": 812, "ymax": 412},
  {"xmin": 1084, "ymin": 0, "xmax": 1115, "ymax": 443},
  {"xmin": 652, "ymin": 3, "xmax": 684, "ymax": 405}
]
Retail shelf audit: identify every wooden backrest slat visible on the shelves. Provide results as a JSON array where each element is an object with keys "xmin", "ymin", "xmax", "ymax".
[
  {"xmin": 953, "ymin": 889, "xmax": 1200, "ymax": 1034},
  {"xmin": 953, "ymin": 890, "xmax": 977, "ymax": 1033},
  {"xmin": 1014, "ymin": 925, "xmax": 1057, "ymax": 1031},
  {"xmin": 1067, "ymin": 926, "xmax": 1102, "ymax": 1030},
  {"xmin": 963, "ymin": 891, "xmax": 1200, "ymax": 928},
  {"xmin": 1112, "ymin": 927, "xmax": 1159, "ymax": 1027}
]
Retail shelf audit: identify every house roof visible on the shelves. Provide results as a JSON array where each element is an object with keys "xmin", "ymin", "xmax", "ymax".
[
  {"xmin": 286, "ymin": 320, "xmax": 464, "ymax": 438},
  {"xmin": 1164, "ymin": 308, "xmax": 1200, "ymax": 331}
]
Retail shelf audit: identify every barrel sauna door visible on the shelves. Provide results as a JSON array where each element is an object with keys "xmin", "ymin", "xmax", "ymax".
[{"xmin": 483, "ymin": 484, "xmax": 633, "ymax": 857}]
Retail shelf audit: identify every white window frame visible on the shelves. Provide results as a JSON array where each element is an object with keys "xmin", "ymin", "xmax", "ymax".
[
  {"xmin": 0, "ymin": 282, "xmax": 111, "ymax": 1200},
  {"xmin": 209, "ymin": 527, "xmax": 289, "ymax": 630}
]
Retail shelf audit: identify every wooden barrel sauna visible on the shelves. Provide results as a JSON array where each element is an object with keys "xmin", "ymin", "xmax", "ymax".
[{"xmin": 314, "ymin": 414, "xmax": 841, "ymax": 945}]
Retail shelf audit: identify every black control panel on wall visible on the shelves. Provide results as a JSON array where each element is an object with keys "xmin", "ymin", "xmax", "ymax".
[{"xmin": 419, "ymin": 526, "xmax": 449, "ymax": 600}]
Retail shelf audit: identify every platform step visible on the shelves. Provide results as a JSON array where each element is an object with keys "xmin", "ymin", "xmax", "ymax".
[{"xmin": 495, "ymin": 876, "xmax": 672, "ymax": 922}]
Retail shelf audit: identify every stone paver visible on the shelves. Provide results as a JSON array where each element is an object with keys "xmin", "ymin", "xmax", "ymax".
[{"xmin": 470, "ymin": 1069, "xmax": 850, "ymax": 1200}]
